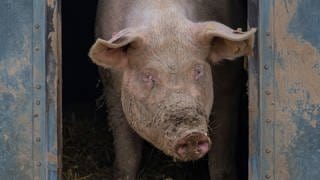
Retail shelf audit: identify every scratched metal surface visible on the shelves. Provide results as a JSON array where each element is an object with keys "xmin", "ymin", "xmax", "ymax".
[
  {"xmin": 46, "ymin": 0, "xmax": 62, "ymax": 179},
  {"xmin": 249, "ymin": 0, "xmax": 320, "ymax": 179},
  {"xmin": 247, "ymin": 0, "xmax": 260, "ymax": 179},
  {"xmin": 0, "ymin": 0, "xmax": 60, "ymax": 179},
  {"xmin": 0, "ymin": 0, "xmax": 34, "ymax": 179}
]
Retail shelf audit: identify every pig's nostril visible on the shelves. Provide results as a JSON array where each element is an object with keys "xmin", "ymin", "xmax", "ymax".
[
  {"xmin": 177, "ymin": 143, "xmax": 188, "ymax": 156},
  {"xmin": 197, "ymin": 141, "xmax": 209, "ymax": 154},
  {"xmin": 174, "ymin": 132, "xmax": 211, "ymax": 160}
]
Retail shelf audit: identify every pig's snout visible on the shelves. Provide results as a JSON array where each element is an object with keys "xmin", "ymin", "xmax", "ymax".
[{"xmin": 174, "ymin": 132, "xmax": 211, "ymax": 161}]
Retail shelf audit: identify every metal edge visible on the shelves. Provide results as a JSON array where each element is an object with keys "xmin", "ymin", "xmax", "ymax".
[
  {"xmin": 248, "ymin": 0, "xmax": 260, "ymax": 179},
  {"xmin": 46, "ymin": 0, "xmax": 62, "ymax": 179},
  {"xmin": 258, "ymin": 0, "xmax": 276, "ymax": 179},
  {"xmin": 32, "ymin": 0, "xmax": 47, "ymax": 179}
]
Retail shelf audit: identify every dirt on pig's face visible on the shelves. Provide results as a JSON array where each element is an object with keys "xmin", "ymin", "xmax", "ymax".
[
  {"xmin": 120, "ymin": 26, "xmax": 214, "ymax": 161},
  {"xmin": 89, "ymin": 17, "xmax": 255, "ymax": 160}
]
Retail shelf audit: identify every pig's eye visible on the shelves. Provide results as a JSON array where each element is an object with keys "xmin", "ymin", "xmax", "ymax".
[
  {"xmin": 194, "ymin": 64, "xmax": 204, "ymax": 80},
  {"xmin": 142, "ymin": 73, "xmax": 156, "ymax": 89}
]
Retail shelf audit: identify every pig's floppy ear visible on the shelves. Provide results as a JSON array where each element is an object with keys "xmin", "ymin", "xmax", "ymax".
[
  {"xmin": 199, "ymin": 22, "xmax": 256, "ymax": 63},
  {"xmin": 89, "ymin": 27, "xmax": 145, "ymax": 69}
]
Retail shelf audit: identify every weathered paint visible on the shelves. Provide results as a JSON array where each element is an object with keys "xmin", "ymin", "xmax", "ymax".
[
  {"xmin": 0, "ymin": 0, "xmax": 61, "ymax": 179},
  {"xmin": 273, "ymin": 0, "xmax": 320, "ymax": 179},
  {"xmin": 249, "ymin": 0, "xmax": 320, "ymax": 179},
  {"xmin": 248, "ymin": 0, "xmax": 260, "ymax": 179},
  {"xmin": 46, "ymin": 0, "xmax": 62, "ymax": 179},
  {"xmin": 0, "ymin": 1, "xmax": 34, "ymax": 179}
]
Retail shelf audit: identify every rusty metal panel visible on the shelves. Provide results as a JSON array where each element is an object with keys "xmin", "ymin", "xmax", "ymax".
[
  {"xmin": 0, "ymin": 0, "xmax": 61, "ymax": 179},
  {"xmin": 249, "ymin": 0, "xmax": 320, "ymax": 179}
]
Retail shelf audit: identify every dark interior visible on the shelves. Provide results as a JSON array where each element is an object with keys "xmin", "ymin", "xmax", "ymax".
[
  {"xmin": 62, "ymin": 0, "xmax": 100, "ymax": 105},
  {"xmin": 62, "ymin": 1, "xmax": 248, "ymax": 179}
]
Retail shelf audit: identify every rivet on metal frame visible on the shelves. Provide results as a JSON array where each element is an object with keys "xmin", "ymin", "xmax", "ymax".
[
  {"xmin": 265, "ymin": 90, "xmax": 271, "ymax": 95},
  {"xmin": 34, "ymin": 24, "xmax": 40, "ymax": 30},
  {"xmin": 35, "ymin": 84, "xmax": 41, "ymax": 89},
  {"xmin": 36, "ymin": 137, "xmax": 41, "ymax": 142},
  {"xmin": 265, "ymin": 148, "xmax": 271, "ymax": 154},
  {"xmin": 265, "ymin": 174, "xmax": 271, "ymax": 179},
  {"xmin": 36, "ymin": 161, "xmax": 41, "ymax": 167}
]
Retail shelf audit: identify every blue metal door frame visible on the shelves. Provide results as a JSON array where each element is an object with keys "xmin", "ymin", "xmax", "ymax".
[
  {"xmin": 248, "ymin": 0, "xmax": 320, "ymax": 179},
  {"xmin": 0, "ymin": 0, "xmax": 61, "ymax": 179},
  {"xmin": 1, "ymin": 0, "xmax": 320, "ymax": 179}
]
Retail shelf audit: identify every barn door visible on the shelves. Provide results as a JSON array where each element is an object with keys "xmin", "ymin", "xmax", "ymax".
[
  {"xmin": 248, "ymin": 0, "xmax": 320, "ymax": 179},
  {"xmin": 0, "ymin": 0, "xmax": 62, "ymax": 179}
]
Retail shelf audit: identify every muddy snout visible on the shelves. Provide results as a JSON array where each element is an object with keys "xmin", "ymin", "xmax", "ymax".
[{"xmin": 174, "ymin": 131, "xmax": 211, "ymax": 161}]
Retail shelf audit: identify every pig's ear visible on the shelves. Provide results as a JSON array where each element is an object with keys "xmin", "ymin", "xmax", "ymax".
[
  {"xmin": 89, "ymin": 27, "xmax": 145, "ymax": 69},
  {"xmin": 199, "ymin": 22, "xmax": 256, "ymax": 63}
]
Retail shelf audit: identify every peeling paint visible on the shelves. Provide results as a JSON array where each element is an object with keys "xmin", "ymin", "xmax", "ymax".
[
  {"xmin": 289, "ymin": 1, "xmax": 320, "ymax": 50},
  {"xmin": 310, "ymin": 120, "xmax": 317, "ymax": 128},
  {"xmin": 270, "ymin": 0, "xmax": 320, "ymax": 179},
  {"xmin": 48, "ymin": 1, "xmax": 60, "ymax": 64},
  {"xmin": 3, "ymin": 134, "xmax": 9, "ymax": 142},
  {"xmin": 0, "ymin": 1, "xmax": 34, "ymax": 179},
  {"xmin": 47, "ymin": 153, "xmax": 58, "ymax": 164},
  {"xmin": 47, "ymin": 0, "xmax": 54, "ymax": 8},
  {"xmin": 46, "ymin": 0, "xmax": 62, "ymax": 179},
  {"xmin": 46, "ymin": 0, "xmax": 61, "ymax": 148},
  {"xmin": 0, "ymin": 0, "xmax": 61, "ymax": 179}
]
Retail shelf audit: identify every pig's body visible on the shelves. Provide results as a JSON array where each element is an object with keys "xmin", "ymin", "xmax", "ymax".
[{"xmin": 91, "ymin": 0, "xmax": 255, "ymax": 179}]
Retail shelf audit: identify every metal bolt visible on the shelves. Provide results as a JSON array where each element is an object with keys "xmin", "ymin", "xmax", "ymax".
[
  {"xmin": 36, "ymin": 161, "xmax": 41, "ymax": 167},
  {"xmin": 271, "ymin": 101, "xmax": 275, "ymax": 105},
  {"xmin": 36, "ymin": 100, "xmax": 40, "ymax": 105},
  {"xmin": 35, "ymin": 47, "xmax": 40, "ymax": 52},
  {"xmin": 36, "ymin": 137, "xmax": 41, "ymax": 142},
  {"xmin": 33, "ymin": 114, "xmax": 39, "ymax": 118},
  {"xmin": 266, "ymin": 32, "xmax": 271, "ymax": 36},
  {"xmin": 35, "ymin": 84, "xmax": 41, "ymax": 89},
  {"xmin": 34, "ymin": 24, "xmax": 40, "ymax": 30},
  {"xmin": 266, "ymin": 119, "xmax": 272, "ymax": 123},
  {"xmin": 265, "ymin": 90, "xmax": 271, "ymax": 95},
  {"xmin": 265, "ymin": 148, "xmax": 271, "ymax": 153},
  {"xmin": 265, "ymin": 174, "xmax": 271, "ymax": 179},
  {"xmin": 264, "ymin": 64, "xmax": 269, "ymax": 70}
]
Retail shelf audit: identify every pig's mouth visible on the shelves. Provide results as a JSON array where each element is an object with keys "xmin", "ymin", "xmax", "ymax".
[{"xmin": 173, "ymin": 130, "xmax": 212, "ymax": 161}]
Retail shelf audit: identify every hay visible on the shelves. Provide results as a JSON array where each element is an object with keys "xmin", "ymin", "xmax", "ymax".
[{"xmin": 63, "ymin": 103, "xmax": 114, "ymax": 180}]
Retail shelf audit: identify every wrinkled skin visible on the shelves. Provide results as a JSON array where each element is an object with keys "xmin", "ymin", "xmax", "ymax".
[{"xmin": 89, "ymin": 0, "xmax": 256, "ymax": 179}]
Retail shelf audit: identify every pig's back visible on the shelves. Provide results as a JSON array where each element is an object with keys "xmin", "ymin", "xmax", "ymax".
[{"xmin": 95, "ymin": 0, "xmax": 245, "ymax": 39}]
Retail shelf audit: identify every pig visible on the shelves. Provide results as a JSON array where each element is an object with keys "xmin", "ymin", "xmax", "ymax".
[{"xmin": 89, "ymin": 0, "xmax": 256, "ymax": 179}]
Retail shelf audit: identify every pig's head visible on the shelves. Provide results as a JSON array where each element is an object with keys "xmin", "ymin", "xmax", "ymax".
[{"xmin": 89, "ymin": 21, "xmax": 256, "ymax": 161}]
